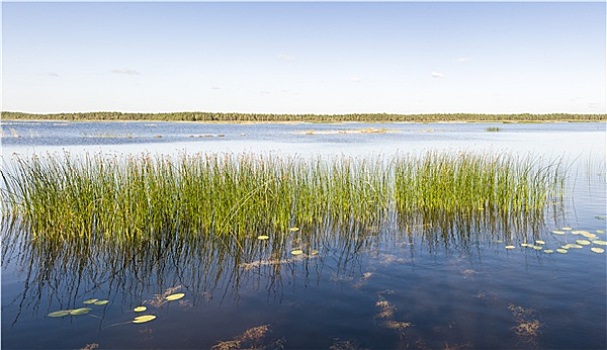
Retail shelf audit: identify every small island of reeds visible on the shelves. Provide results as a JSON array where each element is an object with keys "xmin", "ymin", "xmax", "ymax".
[{"xmin": 1, "ymin": 152, "xmax": 563, "ymax": 247}]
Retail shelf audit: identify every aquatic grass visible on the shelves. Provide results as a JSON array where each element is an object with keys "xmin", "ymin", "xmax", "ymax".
[{"xmin": 2, "ymin": 151, "xmax": 563, "ymax": 248}]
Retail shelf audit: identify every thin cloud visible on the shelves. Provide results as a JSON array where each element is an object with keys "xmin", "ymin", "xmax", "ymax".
[
  {"xmin": 211, "ymin": 86, "xmax": 221, "ymax": 90},
  {"xmin": 431, "ymin": 72, "xmax": 444, "ymax": 79},
  {"xmin": 350, "ymin": 77, "xmax": 362, "ymax": 83},
  {"xmin": 277, "ymin": 53, "xmax": 296, "ymax": 61},
  {"xmin": 111, "ymin": 68, "xmax": 140, "ymax": 75},
  {"xmin": 456, "ymin": 57, "xmax": 471, "ymax": 63},
  {"xmin": 48, "ymin": 72, "xmax": 59, "ymax": 77}
]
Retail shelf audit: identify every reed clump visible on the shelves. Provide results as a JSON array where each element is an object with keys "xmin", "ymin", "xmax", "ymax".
[{"xmin": 1, "ymin": 152, "xmax": 562, "ymax": 246}]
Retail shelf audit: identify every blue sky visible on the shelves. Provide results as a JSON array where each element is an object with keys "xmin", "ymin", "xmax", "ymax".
[{"xmin": 2, "ymin": 2, "xmax": 605, "ymax": 114}]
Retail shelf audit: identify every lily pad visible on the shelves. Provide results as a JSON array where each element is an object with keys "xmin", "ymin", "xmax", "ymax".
[
  {"xmin": 291, "ymin": 249, "xmax": 304, "ymax": 255},
  {"xmin": 535, "ymin": 240, "xmax": 545, "ymax": 245},
  {"xmin": 556, "ymin": 249, "xmax": 568, "ymax": 254},
  {"xmin": 520, "ymin": 243, "xmax": 529, "ymax": 247},
  {"xmin": 576, "ymin": 240, "xmax": 591, "ymax": 246},
  {"xmin": 133, "ymin": 306, "xmax": 147, "ymax": 312},
  {"xmin": 562, "ymin": 227, "xmax": 573, "ymax": 231},
  {"xmin": 257, "ymin": 235, "xmax": 269, "ymax": 240},
  {"xmin": 133, "ymin": 315, "xmax": 156, "ymax": 324},
  {"xmin": 597, "ymin": 230, "xmax": 605, "ymax": 234},
  {"xmin": 505, "ymin": 245, "xmax": 515, "ymax": 250},
  {"xmin": 82, "ymin": 299, "xmax": 98, "ymax": 305},
  {"xmin": 543, "ymin": 250, "xmax": 554, "ymax": 254},
  {"xmin": 590, "ymin": 247, "xmax": 605, "ymax": 254},
  {"xmin": 47, "ymin": 310, "xmax": 71, "ymax": 318},
  {"xmin": 592, "ymin": 240, "xmax": 607, "ymax": 246},
  {"xmin": 581, "ymin": 232, "xmax": 598, "ymax": 239},
  {"xmin": 552, "ymin": 230, "xmax": 565, "ymax": 235},
  {"xmin": 69, "ymin": 307, "xmax": 92, "ymax": 316},
  {"xmin": 165, "ymin": 293, "xmax": 185, "ymax": 301},
  {"xmin": 288, "ymin": 227, "xmax": 299, "ymax": 232},
  {"xmin": 93, "ymin": 300, "xmax": 109, "ymax": 306},
  {"xmin": 532, "ymin": 246, "xmax": 543, "ymax": 250}
]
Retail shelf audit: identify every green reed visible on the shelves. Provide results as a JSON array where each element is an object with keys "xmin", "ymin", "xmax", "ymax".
[{"xmin": 2, "ymin": 152, "xmax": 562, "ymax": 246}]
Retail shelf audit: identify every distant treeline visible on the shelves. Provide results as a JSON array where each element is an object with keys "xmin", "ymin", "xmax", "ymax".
[{"xmin": 2, "ymin": 111, "xmax": 605, "ymax": 122}]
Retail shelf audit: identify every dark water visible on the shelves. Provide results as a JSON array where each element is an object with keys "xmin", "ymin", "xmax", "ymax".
[{"xmin": 1, "ymin": 121, "xmax": 606, "ymax": 349}]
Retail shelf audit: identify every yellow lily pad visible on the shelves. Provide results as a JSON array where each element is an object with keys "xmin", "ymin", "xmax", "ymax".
[
  {"xmin": 257, "ymin": 235, "xmax": 269, "ymax": 240},
  {"xmin": 133, "ymin": 315, "xmax": 156, "ymax": 324},
  {"xmin": 535, "ymin": 240, "xmax": 545, "ymax": 245},
  {"xmin": 596, "ymin": 230, "xmax": 605, "ymax": 234},
  {"xmin": 47, "ymin": 310, "xmax": 71, "ymax": 317},
  {"xmin": 165, "ymin": 293, "xmax": 185, "ymax": 301},
  {"xmin": 556, "ymin": 249, "xmax": 568, "ymax": 254},
  {"xmin": 543, "ymin": 250, "xmax": 554, "ymax": 254},
  {"xmin": 133, "ymin": 306, "xmax": 147, "ymax": 312},
  {"xmin": 520, "ymin": 243, "xmax": 529, "ymax": 247},
  {"xmin": 590, "ymin": 247, "xmax": 605, "ymax": 254},
  {"xmin": 592, "ymin": 240, "xmax": 607, "ymax": 246},
  {"xmin": 291, "ymin": 249, "xmax": 304, "ymax": 255},
  {"xmin": 552, "ymin": 230, "xmax": 565, "ymax": 235},
  {"xmin": 562, "ymin": 227, "xmax": 572, "ymax": 231},
  {"xmin": 82, "ymin": 299, "xmax": 98, "ymax": 305},
  {"xmin": 288, "ymin": 227, "xmax": 299, "ymax": 232},
  {"xmin": 532, "ymin": 246, "xmax": 543, "ymax": 250},
  {"xmin": 93, "ymin": 300, "xmax": 109, "ymax": 306},
  {"xmin": 505, "ymin": 245, "xmax": 515, "ymax": 250},
  {"xmin": 576, "ymin": 240, "xmax": 591, "ymax": 246},
  {"xmin": 69, "ymin": 307, "xmax": 92, "ymax": 316}
]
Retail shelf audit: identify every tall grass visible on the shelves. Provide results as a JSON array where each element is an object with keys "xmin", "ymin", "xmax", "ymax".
[{"xmin": 1, "ymin": 152, "xmax": 562, "ymax": 247}]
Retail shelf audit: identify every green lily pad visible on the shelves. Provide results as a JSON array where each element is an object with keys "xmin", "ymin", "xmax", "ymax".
[
  {"xmin": 93, "ymin": 300, "xmax": 109, "ymax": 306},
  {"xmin": 165, "ymin": 293, "xmax": 185, "ymax": 301},
  {"xmin": 576, "ymin": 240, "xmax": 591, "ymax": 246},
  {"xmin": 590, "ymin": 247, "xmax": 605, "ymax": 254},
  {"xmin": 69, "ymin": 307, "xmax": 92, "ymax": 316},
  {"xmin": 556, "ymin": 249, "xmax": 568, "ymax": 254},
  {"xmin": 543, "ymin": 250, "xmax": 554, "ymax": 254},
  {"xmin": 505, "ymin": 245, "xmax": 515, "ymax": 250},
  {"xmin": 47, "ymin": 310, "xmax": 71, "ymax": 318},
  {"xmin": 133, "ymin": 315, "xmax": 156, "ymax": 324},
  {"xmin": 133, "ymin": 306, "xmax": 147, "ymax": 312},
  {"xmin": 257, "ymin": 235, "xmax": 269, "ymax": 240},
  {"xmin": 592, "ymin": 240, "xmax": 607, "ymax": 246},
  {"xmin": 82, "ymin": 299, "xmax": 98, "ymax": 305}
]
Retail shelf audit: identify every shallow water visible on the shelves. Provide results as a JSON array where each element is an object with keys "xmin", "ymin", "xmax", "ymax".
[{"xmin": 1, "ymin": 121, "xmax": 605, "ymax": 349}]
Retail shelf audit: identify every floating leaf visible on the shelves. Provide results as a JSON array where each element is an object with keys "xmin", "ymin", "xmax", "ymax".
[
  {"xmin": 133, "ymin": 306, "xmax": 147, "ymax": 313},
  {"xmin": 310, "ymin": 249, "xmax": 319, "ymax": 256},
  {"xmin": 590, "ymin": 247, "xmax": 605, "ymax": 254},
  {"xmin": 257, "ymin": 235, "xmax": 269, "ymax": 240},
  {"xmin": 93, "ymin": 300, "xmax": 109, "ymax": 306},
  {"xmin": 552, "ymin": 230, "xmax": 565, "ymax": 235},
  {"xmin": 576, "ymin": 240, "xmax": 591, "ymax": 246},
  {"xmin": 165, "ymin": 293, "xmax": 185, "ymax": 301},
  {"xmin": 505, "ymin": 245, "xmax": 515, "ymax": 250},
  {"xmin": 597, "ymin": 230, "xmax": 605, "ymax": 234},
  {"xmin": 288, "ymin": 227, "xmax": 299, "ymax": 232},
  {"xmin": 532, "ymin": 246, "xmax": 543, "ymax": 250},
  {"xmin": 571, "ymin": 230, "xmax": 584, "ymax": 235},
  {"xmin": 83, "ymin": 299, "xmax": 98, "ymax": 305},
  {"xmin": 291, "ymin": 249, "xmax": 304, "ymax": 255},
  {"xmin": 47, "ymin": 310, "xmax": 71, "ymax": 318},
  {"xmin": 581, "ymin": 232, "xmax": 598, "ymax": 239},
  {"xmin": 535, "ymin": 240, "xmax": 545, "ymax": 245},
  {"xmin": 562, "ymin": 227, "xmax": 572, "ymax": 231},
  {"xmin": 543, "ymin": 250, "xmax": 554, "ymax": 254},
  {"xmin": 556, "ymin": 249, "xmax": 568, "ymax": 254},
  {"xmin": 69, "ymin": 307, "xmax": 92, "ymax": 316},
  {"xmin": 592, "ymin": 240, "xmax": 607, "ymax": 246},
  {"xmin": 133, "ymin": 315, "xmax": 156, "ymax": 324},
  {"xmin": 520, "ymin": 243, "xmax": 529, "ymax": 247}
]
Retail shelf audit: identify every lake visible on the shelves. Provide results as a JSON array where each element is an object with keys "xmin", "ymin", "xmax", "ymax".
[{"xmin": 1, "ymin": 120, "xmax": 605, "ymax": 349}]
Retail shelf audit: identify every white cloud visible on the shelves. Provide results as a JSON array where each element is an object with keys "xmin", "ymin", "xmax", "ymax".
[
  {"xmin": 431, "ymin": 72, "xmax": 444, "ymax": 78},
  {"xmin": 111, "ymin": 68, "xmax": 140, "ymax": 75},
  {"xmin": 48, "ymin": 72, "xmax": 59, "ymax": 77},
  {"xmin": 277, "ymin": 53, "xmax": 296, "ymax": 61},
  {"xmin": 350, "ymin": 77, "xmax": 362, "ymax": 83}
]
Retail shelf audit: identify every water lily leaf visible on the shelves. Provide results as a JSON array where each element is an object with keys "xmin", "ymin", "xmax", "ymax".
[
  {"xmin": 571, "ymin": 230, "xmax": 584, "ymax": 235},
  {"xmin": 590, "ymin": 247, "xmax": 605, "ymax": 254},
  {"xmin": 520, "ymin": 243, "xmax": 529, "ymax": 247},
  {"xmin": 532, "ymin": 246, "xmax": 543, "ymax": 250},
  {"xmin": 288, "ymin": 227, "xmax": 299, "ymax": 232},
  {"xmin": 133, "ymin": 306, "xmax": 147, "ymax": 312},
  {"xmin": 596, "ymin": 230, "xmax": 605, "ymax": 234},
  {"xmin": 562, "ymin": 227, "xmax": 572, "ymax": 231},
  {"xmin": 83, "ymin": 299, "xmax": 98, "ymax": 305},
  {"xmin": 133, "ymin": 315, "xmax": 156, "ymax": 324},
  {"xmin": 47, "ymin": 310, "xmax": 71, "ymax": 317},
  {"xmin": 535, "ymin": 240, "xmax": 545, "ymax": 245},
  {"xmin": 581, "ymin": 232, "xmax": 598, "ymax": 239},
  {"xmin": 543, "ymin": 250, "xmax": 554, "ymax": 254},
  {"xmin": 69, "ymin": 307, "xmax": 92, "ymax": 316},
  {"xmin": 257, "ymin": 235, "xmax": 269, "ymax": 240},
  {"xmin": 291, "ymin": 249, "xmax": 304, "ymax": 255},
  {"xmin": 165, "ymin": 293, "xmax": 185, "ymax": 301},
  {"xmin": 310, "ymin": 249, "xmax": 319, "ymax": 256},
  {"xmin": 556, "ymin": 249, "xmax": 568, "ymax": 254},
  {"xmin": 575, "ymin": 240, "xmax": 591, "ymax": 246},
  {"xmin": 93, "ymin": 300, "xmax": 109, "ymax": 306},
  {"xmin": 592, "ymin": 240, "xmax": 607, "ymax": 246},
  {"xmin": 552, "ymin": 230, "xmax": 565, "ymax": 235},
  {"xmin": 505, "ymin": 245, "xmax": 515, "ymax": 250}
]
